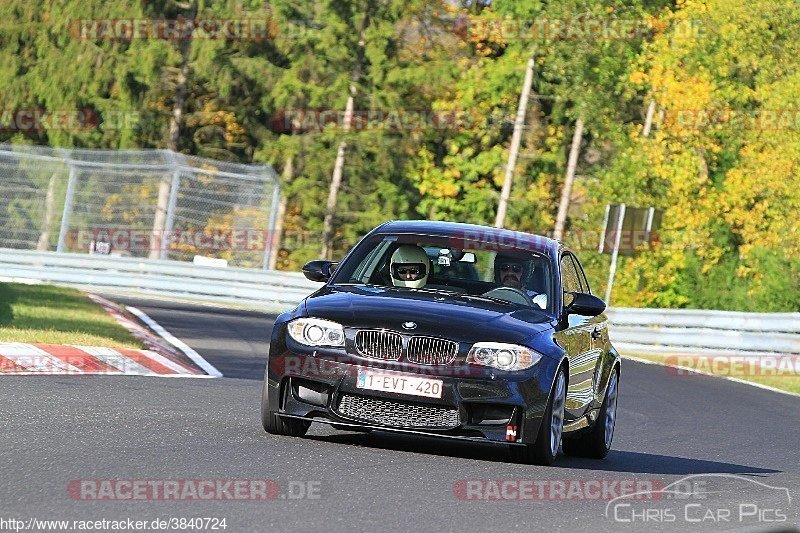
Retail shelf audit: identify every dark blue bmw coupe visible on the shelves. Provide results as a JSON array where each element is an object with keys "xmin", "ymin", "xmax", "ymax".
[{"xmin": 261, "ymin": 220, "xmax": 620, "ymax": 465}]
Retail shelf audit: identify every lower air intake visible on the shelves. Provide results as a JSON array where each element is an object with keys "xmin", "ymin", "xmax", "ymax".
[{"xmin": 336, "ymin": 394, "xmax": 460, "ymax": 429}]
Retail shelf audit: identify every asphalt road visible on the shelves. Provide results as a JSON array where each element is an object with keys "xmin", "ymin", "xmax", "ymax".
[{"xmin": 1, "ymin": 296, "xmax": 798, "ymax": 532}]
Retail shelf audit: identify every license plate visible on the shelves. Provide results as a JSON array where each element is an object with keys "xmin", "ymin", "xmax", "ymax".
[{"xmin": 356, "ymin": 369, "xmax": 443, "ymax": 399}]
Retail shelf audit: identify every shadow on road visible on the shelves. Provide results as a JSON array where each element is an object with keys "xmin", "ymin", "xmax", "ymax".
[
  {"xmin": 304, "ymin": 430, "xmax": 511, "ymax": 464},
  {"xmin": 304, "ymin": 431, "xmax": 779, "ymax": 475},
  {"xmin": 557, "ymin": 450, "xmax": 779, "ymax": 475}
]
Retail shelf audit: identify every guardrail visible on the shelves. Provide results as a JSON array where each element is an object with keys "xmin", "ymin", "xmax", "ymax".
[
  {"xmin": 606, "ymin": 308, "xmax": 800, "ymax": 356},
  {"xmin": 0, "ymin": 248, "xmax": 319, "ymax": 313},
  {"xmin": 2, "ymin": 249, "xmax": 798, "ymax": 354}
]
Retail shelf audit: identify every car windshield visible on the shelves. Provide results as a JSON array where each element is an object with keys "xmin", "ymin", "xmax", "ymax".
[{"xmin": 330, "ymin": 234, "xmax": 553, "ymax": 311}]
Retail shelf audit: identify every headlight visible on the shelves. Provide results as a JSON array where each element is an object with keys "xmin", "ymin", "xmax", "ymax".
[
  {"xmin": 287, "ymin": 318, "xmax": 345, "ymax": 347},
  {"xmin": 466, "ymin": 342, "xmax": 542, "ymax": 371}
]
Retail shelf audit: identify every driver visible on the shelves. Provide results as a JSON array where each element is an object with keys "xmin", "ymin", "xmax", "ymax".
[
  {"xmin": 389, "ymin": 245, "xmax": 430, "ymax": 288},
  {"xmin": 495, "ymin": 256, "xmax": 527, "ymax": 289},
  {"xmin": 493, "ymin": 254, "xmax": 547, "ymax": 309}
]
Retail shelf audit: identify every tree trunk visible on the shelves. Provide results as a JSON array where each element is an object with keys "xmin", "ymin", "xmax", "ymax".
[
  {"xmin": 552, "ymin": 117, "xmax": 584, "ymax": 241},
  {"xmin": 36, "ymin": 172, "xmax": 58, "ymax": 251},
  {"xmin": 320, "ymin": 11, "xmax": 370, "ymax": 260},
  {"xmin": 642, "ymin": 99, "xmax": 656, "ymax": 137},
  {"xmin": 151, "ymin": 0, "xmax": 197, "ymax": 259},
  {"xmin": 268, "ymin": 157, "xmax": 293, "ymax": 270},
  {"xmin": 495, "ymin": 49, "xmax": 536, "ymax": 229}
]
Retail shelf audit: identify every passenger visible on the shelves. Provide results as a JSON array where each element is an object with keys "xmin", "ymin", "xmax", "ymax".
[{"xmin": 389, "ymin": 245, "xmax": 430, "ymax": 288}]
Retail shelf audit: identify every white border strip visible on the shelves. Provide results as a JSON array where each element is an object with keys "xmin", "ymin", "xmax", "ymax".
[
  {"xmin": 622, "ymin": 355, "xmax": 800, "ymax": 399},
  {"xmin": 125, "ymin": 306, "xmax": 223, "ymax": 378}
]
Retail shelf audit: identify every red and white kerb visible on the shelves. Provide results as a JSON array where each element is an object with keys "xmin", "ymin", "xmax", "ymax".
[{"xmin": 0, "ymin": 342, "xmax": 206, "ymax": 377}]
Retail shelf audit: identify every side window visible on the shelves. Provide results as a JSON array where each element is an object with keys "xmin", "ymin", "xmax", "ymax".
[
  {"xmin": 560, "ymin": 254, "xmax": 581, "ymax": 294},
  {"xmin": 571, "ymin": 255, "xmax": 592, "ymax": 294}
]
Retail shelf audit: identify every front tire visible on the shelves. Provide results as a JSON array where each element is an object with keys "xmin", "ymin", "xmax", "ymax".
[
  {"xmin": 562, "ymin": 368, "xmax": 618, "ymax": 459},
  {"xmin": 510, "ymin": 367, "xmax": 566, "ymax": 466},
  {"xmin": 261, "ymin": 377, "xmax": 310, "ymax": 437}
]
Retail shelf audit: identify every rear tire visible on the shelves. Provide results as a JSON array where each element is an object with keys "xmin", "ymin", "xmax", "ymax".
[
  {"xmin": 510, "ymin": 367, "xmax": 566, "ymax": 466},
  {"xmin": 562, "ymin": 368, "xmax": 618, "ymax": 459},
  {"xmin": 261, "ymin": 377, "xmax": 310, "ymax": 437}
]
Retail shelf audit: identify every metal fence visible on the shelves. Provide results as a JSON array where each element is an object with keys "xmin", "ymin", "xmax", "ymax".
[{"xmin": 0, "ymin": 144, "xmax": 280, "ymax": 269}]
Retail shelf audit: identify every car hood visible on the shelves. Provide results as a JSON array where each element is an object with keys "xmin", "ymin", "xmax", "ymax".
[{"xmin": 303, "ymin": 285, "xmax": 555, "ymax": 345}]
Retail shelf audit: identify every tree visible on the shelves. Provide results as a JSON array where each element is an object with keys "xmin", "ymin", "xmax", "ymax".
[
  {"xmin": 609, "ymin": 0, "xmax": 800, "ymax": 308},
  {"xmin": 321, "ymin": 9, "xmax": 370, "ymax": 259}
]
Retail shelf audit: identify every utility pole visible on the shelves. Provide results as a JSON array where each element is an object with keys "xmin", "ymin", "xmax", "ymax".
[
  {"xmin": 495, "ymin": 48, "xmax": 536, "ymax": 229},
  {"xmin": 321, "ymin": 11, "xmax": 370, "ymax": 260},
  {"xmin": 552, "ymin": 117, "xmax": 584, "ymax": 241}
]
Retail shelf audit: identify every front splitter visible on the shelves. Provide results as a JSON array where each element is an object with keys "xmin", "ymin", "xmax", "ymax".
[{"xmin": 275, "ymin": 413, "xmax": 527, "ymax": 446}]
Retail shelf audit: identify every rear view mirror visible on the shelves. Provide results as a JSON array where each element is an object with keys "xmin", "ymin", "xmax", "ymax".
[
  {"xmin": 564, "ymin": 292, "xmax": 606, "ymax": 317},
  {"xmin": 302, "ymin": 260, "xmax": 337, "ymax": 282},
  {"xmin": 459, "ymin": 252, "xmax": 476, "ymax": 263}
]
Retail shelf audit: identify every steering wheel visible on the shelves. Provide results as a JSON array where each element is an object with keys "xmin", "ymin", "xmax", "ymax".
[{"xmin": 481, "ymin": 286, "xmax": 536, "ymax": 307}]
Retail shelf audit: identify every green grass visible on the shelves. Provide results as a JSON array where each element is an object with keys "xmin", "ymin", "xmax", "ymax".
[
  {"xmin": 0, "ymin": 282, "xmax": 143, "ymax": 349},
  {"xmin": 623, "ymin": 353, "xmax": 800, "ymax": 395}
]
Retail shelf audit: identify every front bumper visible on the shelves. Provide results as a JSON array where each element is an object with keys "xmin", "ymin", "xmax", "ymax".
[{"xmin": 266, "ymin": 349, "xmax": 558, "ymax": 445}]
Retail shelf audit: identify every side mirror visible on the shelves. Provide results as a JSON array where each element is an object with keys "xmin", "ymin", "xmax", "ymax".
[
  {"xmin": 564, "ymin": 292, "xmax": 606, "ymax": 317},
  {"xmin": 302, "ymin": 260, "xmax": 337, "ymax": 282}
]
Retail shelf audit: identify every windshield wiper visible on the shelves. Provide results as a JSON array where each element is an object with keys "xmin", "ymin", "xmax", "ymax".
[
  {"xmin": 456, "ymin": 293, "xmax": 522, "ymax": 307},
  {"xmin": 335, "ymin": 283, "xmax": 525, "ymax": 306}
]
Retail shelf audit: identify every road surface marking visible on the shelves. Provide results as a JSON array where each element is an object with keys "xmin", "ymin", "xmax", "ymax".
[{"xmin": 125, "ymin": 305, "xmax": 223, "ymax": 378}]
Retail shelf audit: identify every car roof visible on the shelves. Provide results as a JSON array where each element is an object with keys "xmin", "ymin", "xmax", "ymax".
[{"xmin": 374, "ymin": 220, "xmax": 561, "ymax": 256}]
